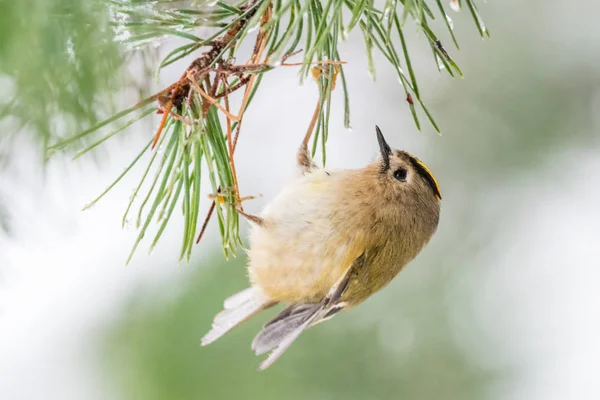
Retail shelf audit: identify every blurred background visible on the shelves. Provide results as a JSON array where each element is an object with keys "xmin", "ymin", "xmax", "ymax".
[{"xmin": 1, "ymin": 0, "xmax": 600, "ymax": 399}]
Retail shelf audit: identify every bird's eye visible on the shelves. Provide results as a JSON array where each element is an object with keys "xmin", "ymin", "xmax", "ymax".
[{"xmin": 394, "ymin": 168, "xmax": 407, "ymax": 181}]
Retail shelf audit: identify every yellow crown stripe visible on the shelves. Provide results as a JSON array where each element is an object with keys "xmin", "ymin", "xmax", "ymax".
[{"xmin": 411, "ymin": 157, "xmax": 442, "ymax": 200}]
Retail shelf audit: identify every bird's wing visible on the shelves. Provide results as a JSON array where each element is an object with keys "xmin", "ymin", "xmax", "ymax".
[{"xmin": 251, "ymin": 253, "xmax": 366, "ymax": 370}]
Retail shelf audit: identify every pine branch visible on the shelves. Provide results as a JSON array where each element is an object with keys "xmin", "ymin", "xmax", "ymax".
[{"xmin": 43, "ymin": 0, "xmax": 489, "ymax": 263}]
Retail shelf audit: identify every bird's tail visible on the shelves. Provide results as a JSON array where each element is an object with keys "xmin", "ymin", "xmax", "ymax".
[
  {"xmin": 251, "ymin": 301, "xmax": 345, "ymax": 370},
  {"xmin": 201, "ymin": 287, "xmax": 276, "ymax": 346}
]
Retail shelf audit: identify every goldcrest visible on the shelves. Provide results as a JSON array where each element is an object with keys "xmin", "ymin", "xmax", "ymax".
[{"xmin": 202, "ymin": 126, "xmax": 441, "ymax": 369}]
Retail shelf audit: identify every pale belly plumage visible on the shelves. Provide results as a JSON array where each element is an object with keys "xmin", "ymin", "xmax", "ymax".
[{"xmin": 247, "ymin": 170, "xmax": 362, "ymax": 304}]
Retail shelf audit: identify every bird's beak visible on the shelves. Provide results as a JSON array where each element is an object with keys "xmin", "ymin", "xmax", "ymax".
[{"xmin": 376, "ymin": 125, "xmax": 391, "ymax": 170}]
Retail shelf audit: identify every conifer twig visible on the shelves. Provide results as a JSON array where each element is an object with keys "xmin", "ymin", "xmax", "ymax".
[{"xmin": 45, "ymin": 0, "xmax": 489, "ymax": 263}]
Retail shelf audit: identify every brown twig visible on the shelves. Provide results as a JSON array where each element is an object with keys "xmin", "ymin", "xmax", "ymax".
[
  {"xmin": 152, "ymin": 99, "xmax": 172, "ymax": 149},
  {"xmin": 231, "ymin": 4, "xmax": 272, "ymax": 154},
  {"xmin": 303, "ymin": 100, "xmax": 321, "ymax": 148},
  {"xmin": 169, "ymin": 113, "xmax": 194, "ymax": 126},
  {"xmin": 194, "ymin": 1, "xmax": 272, "ymax": 244},
  {"xmin": 214, "ymin": 75, "xmax": 252, "ymax": 99},
  {"xmin": 303, "ymin": 65, "xmax": 341, "ymax": 148},
  {"xmin": 195, "ymin": 201, "xmax": 216, "ymax": 244},
  {"xmin": 148, "ymin": 0, "xmax": 261, "ymax": 139},
  {"xmin": 148, "ymin": 0, "xmax": 346, "ymax": 249},
  {"xmin": 187, "ymin": 71, "xmax": 241, "ymax": 121}
]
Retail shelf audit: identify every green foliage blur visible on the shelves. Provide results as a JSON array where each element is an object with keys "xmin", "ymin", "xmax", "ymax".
[
  {"xmin": 3, "ymin": 0, "xmax": 599, "ymax": 398},
  {"xmin": 97, "ymin": 0, "xmax": 600, "ymax": 397},
  {"xmin": 103, "ymin": 256, "xmax": 499, "ymax": 400},
  {"xmin": 0, "ymin": 0, "xmax": 121, "ymax": 150}
]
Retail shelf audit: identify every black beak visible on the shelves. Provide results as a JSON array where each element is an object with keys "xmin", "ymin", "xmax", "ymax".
[{"xmin": 376, "ymin": 125, "xmax": 391, "ymax": 170}]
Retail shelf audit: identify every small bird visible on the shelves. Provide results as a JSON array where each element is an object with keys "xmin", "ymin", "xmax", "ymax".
[{"xmin": 201, "ymin": 126, "xmax": 441, "ymax": 369}]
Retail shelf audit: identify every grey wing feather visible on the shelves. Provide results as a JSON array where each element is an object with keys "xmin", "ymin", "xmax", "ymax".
[
  {"xmin": 252, "ymin": 304, "xmax": 319, "ymax": 356},
  {"xmin": 251, "ymin": 253, "xmax": 366, "ymax": 370},
  {"xmin": 257, "ymin": 311, "xmax": 320, "ymax": 370}
]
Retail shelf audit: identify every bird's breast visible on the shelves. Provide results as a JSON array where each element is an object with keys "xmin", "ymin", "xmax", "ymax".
[{"xmin": 247, "ymin": 170, "xmax": 365, "ymax": 303}]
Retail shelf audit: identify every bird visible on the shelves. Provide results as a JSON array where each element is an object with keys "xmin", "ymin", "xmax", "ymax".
[{"xmin": 201, "ymin": 125, "xmax": 441, "ymax": 370}]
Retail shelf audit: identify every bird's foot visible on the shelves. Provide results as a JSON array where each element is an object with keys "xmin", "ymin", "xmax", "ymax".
[{"xmin": 209, "ymin": 187, "xmax": 264, "ymax": 226}]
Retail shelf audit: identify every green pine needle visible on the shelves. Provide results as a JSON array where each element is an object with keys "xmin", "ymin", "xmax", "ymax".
[{"xmin": 40, "ymin": 0, "xmax": 489, "ymax": 263}]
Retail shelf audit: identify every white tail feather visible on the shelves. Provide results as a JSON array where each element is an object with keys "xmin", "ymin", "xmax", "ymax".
[
  {"xmin": 201, "ymin": 288, "xmax": 274, "ymax": 346},
  {"xmin": 223, "ymin": 287, "xmax": 256, "ymax": 309}
]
